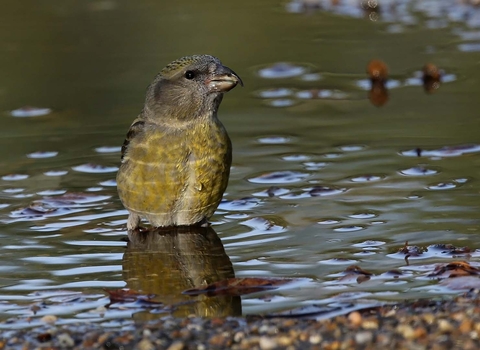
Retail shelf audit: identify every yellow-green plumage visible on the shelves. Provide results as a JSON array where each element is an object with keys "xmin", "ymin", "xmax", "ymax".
[{"xmin": 116, "ymin": 55, "xmax": 241, "ymax": 230}]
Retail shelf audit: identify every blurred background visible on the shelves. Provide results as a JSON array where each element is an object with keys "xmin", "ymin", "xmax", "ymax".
[{"xmin": 2, "ymin": 0, "xmax": 480, "ymax": 325}]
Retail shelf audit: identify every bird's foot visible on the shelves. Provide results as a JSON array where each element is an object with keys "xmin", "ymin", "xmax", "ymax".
[
  {"xmin": 127, "ymin": 226, "xmax": 149, "ymax": 235},
  {"xmin": 198, "ymin": 218, "xmax": 210, "ymax": 227}
]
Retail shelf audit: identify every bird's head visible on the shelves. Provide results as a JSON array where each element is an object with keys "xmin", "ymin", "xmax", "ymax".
[{"xmin": 144, "ymin": 55, "xmax": 243, "ymax": 123}]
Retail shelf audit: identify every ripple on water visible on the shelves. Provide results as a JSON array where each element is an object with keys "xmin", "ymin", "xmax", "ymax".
[
  {"xmin": 44, "ymin": 170, "xmax": 68, "ymax": 176},
  {"xmin": 281, "ymin": 154, "xmax": 311, "ymax": 161},
  {"xmin": 10, "ymin": 107, "xmax": 52, "ymax": 117},
  {"xmin": 404, "ymin": 71, "xmax": 456, "ymax": 87},
  {"xmin": 222, "ymin": 218, "xmax": 287, "ymax": 244},
  {"xmin": 218, "ymin": 197, "xmax": 260, "ymax": 211},
  {"xmin": 2, "ymin": 174, "xmax": 28, "ymax": 181},
  {"xmin": 348, "ymin": 212, "xmax": 378, "ymax": 219},
  {"xmin": 3, "ymin": 188, "xmax": 24, "ymax": 193},
  {"xmin": 295, "ymin": 89, "xmax": 349, "ymax": 100},
  {"xmin": 36, "ymin": 190, "xmax": 67, "ymax": 196},
  {"xmin": 300, "ymin": 73, "xmax": 322, "ymax": 81},
  {"xmin": 10, "ymin": 193, "xmax": 111, "ymax": 220},
  {"xmin": 349, "ymin": 174, "xmax": 385, "ymax": 182},
  {"xmin": 253, "ymin": 186, "xmax": 290, "ymax": 197},
  {"xmin": 318, "ymin": 219, "xmax": 341, "ymax": 225},
  {"xmin": 86, "ymin": 187, "xmax": 104, "ymax": 192},
  {"xmin": 323, "ymin": 153, "xmax": 342, "ymax": 159},
  {"xmin": 400, "ymin": 144, "xmax": 480, "ymax": 158},
  {"xmin": 255, "ymin": 88, "xmax": 294, "ymax": 98},
  {"xmin": 248, "ymin": 171, "xmax": 309, "ymax": 184},
  {"xmin": 352, "ymin": 240, "xmax": 386, "ymax": 247},
  {"xmin": 257, "ymin": 136, "xmax": 291, "ymax": 144},
  {"xmin": 94, "ymin": 146, "xmax": 121, "ymax": 153},
  {"xmin": 427, "ymin": 182, "xmax": 457, "ymax": 190},
  {"xmin": 308, "ymin": 186, "xmax": 347, "ymax": 197},
  {"xmin": 64, "ymin": 240, "xmax": 126, "ymax": 247},
  {"xmin": 31, "ymin": 221, "xmax": 90, "ymax": 232},
  {"xmin": 26, "ymin": 151, "xmax": 58, "ymax": 159},
  {"xmin": 241, "ymin": 217, "xmax": 286, "ymax": 234},
  {"xmin": 399, "ymin": 166, "xmax": 439, "ymax": 176},
  {"xmin": 333, "ymin": 225, "xmax": 366, "ymax": 232},
  {"xmin": 72, "ymin": 164, "xmax": 118, "ymax": 173},
  {"xmin": 264, "ymin": 99, "xmax": 297, "ymax": 108},
  {"xmin": 83, "ymin": 227, "xmax": 115, "ymax": 234},
  {"xmin": 338, "ymin": 145, "xmax": 366, "ymax": 152},
  {"xmin": 319, "ymin": 258, "xmax": 358, "ymax": 265},
  {"xmin": 390, "ymin": 244, "xmax": 480, "ymax": 262},
  {"xmin": 458, "ymin": 43, "xmax": 480, "ymax": 52},
  {"xmin": 223, "ymin": 213, "xmax": 250, "ymax": 220},
  {"xmin": 356, "ymin": 79, "xmax": 402, "ymax": 90},
  {"xmin": 257, "ymin": 62, "xmax": 311, "ymax": 79},
  {"xmin": 53, "ymin": 265, "xmax": 122, "ymax": 277},
  {"xmin": 99, "ymin": 179, "xmax": 117, "ymax": 187},
  {"xmin": 302, "ymin": 161, "xmax": 328, "ymax": 170}
]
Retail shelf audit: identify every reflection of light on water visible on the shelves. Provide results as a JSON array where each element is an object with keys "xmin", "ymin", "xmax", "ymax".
[
  {"xmin": 257, "ymin": 62, "xmax": 309, "ymax": 79},
  {"xmin": 285, "ymin": 0, "xmax": 480, "ymax": 57},
  {"xmin": 10, "ymin": 107, "xmax": 52, "ymax": 117},
  {"xmin": 95, "ymin": 146, "xmax": 121, "ymax": 153},
  {"xmin": 27, "ymin": 151, "xmax": 58, "ymax": 159},
  {"xmin": 248, "ymin": 170, "xmax": 310, "ymax": 184},
  {"xmin": 72, "ymin": 164, "xmax": 118, "ymax": 173},
  {"xmin": 2, "ymin": 174, "xmax": 28, "ymax": 181}
]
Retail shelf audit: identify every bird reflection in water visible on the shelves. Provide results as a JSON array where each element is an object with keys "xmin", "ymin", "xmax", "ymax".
[{"xmin": 123, "ymin": 225, "xmax": 241, "ymax": 320}]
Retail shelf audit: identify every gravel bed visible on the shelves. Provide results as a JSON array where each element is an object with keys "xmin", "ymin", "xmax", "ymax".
[{"xmin": 2, "ymin": 290, "xmax": 480, "ymax": 349}]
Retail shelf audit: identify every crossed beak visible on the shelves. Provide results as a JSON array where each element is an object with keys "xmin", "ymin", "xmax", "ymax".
[{"xmin": 207, "ymin": 65, "xmax": 243, "ymax": 93}]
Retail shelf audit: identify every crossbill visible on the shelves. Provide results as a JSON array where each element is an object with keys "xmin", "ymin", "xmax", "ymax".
[{"xmin": 117, "ymin": 55, "xmax": 242, "ymax": 231}]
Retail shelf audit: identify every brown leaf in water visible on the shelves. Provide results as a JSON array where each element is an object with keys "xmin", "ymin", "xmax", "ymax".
[
  {"xmin": 398, "ymin": 241, "xmax": 426, "ymax": 256},
  {"xmin": 182, "ymin": 277, "xmax": 294, "ymax": 297},
  {"xmin": 423, "ymin": 63, "xmax": 441, "ymax": 93},
  {"xmin": 338, "ymin": 265, "xmax": 373, "ymax": 284},
  {"xmin": 428, "ymin": 261, "xmax": 480, "ymax": 278},
  {"xmin": 397, "ymin": 241, "xmax": 427, "ymax": 266},
  {"xmin": 367, "ymin": 59, "xmax": 388, "ymax": 81},
  {"xmin": 431, "ymin": 244, "xmax": 472, "ymax": 256},
  {"xmin": 344, "ymin": 265, "xmax": 373, "ymax": 275},
  {"xmin": 104, "ymin": 288, "xmax": 157, "ymax": 304}
]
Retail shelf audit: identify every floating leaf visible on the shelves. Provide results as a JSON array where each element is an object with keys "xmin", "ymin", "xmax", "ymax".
[
  {"xmin": 337, "ymin": 265, "xmax": 373, "ymax": 284},
  {"xmin": 428, "ymin": 261, "xmax": 480, "ymax": 278},
  {"xmin": 104, "ymin": 288, "xmax": 157, "ymax": 304},
  {"xmin": 182, "ymin": 277, "xmax": 295, "ymax": 297},
  {"xmin": 430, "ymin": 244, "xmax": 472, "ymax": 256}
]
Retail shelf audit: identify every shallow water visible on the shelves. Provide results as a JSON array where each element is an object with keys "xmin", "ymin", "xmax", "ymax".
[{"xmin": 2, "ymin": 0, "xmax": 480, "ymax": 327}]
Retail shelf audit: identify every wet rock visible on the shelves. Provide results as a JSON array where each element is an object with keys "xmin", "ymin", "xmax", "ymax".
[
  {"xmin": 40, "ymin": 315, "xmax": 57, "ymax": 324},
  {"xmin": 259, "ymin": 336, "xmax": 278, "ymax": 350},
  {"xmin": 57, "ymin": 333, "xmax": 75, "ymax": 348}
]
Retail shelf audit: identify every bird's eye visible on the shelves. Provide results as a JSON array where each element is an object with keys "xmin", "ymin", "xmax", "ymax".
[{"xmin": 185, "ymin": 70, "xmax": 195, "ymax": 80}]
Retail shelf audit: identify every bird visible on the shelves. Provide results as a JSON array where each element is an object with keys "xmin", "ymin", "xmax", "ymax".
[{"xmin": 116, "ymin": 55, "xmax": 242, "ymax": 231}]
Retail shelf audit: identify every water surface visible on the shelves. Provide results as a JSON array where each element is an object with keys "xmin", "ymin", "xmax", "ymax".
[{"xmin": 2, "ymin": 0, "xmax": 480, "ymax": 327}]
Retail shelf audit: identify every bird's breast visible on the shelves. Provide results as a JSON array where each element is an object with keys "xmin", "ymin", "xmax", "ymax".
[{"xmin": 117, "ymin": 118, "xmax": 232, "ymax": 226}]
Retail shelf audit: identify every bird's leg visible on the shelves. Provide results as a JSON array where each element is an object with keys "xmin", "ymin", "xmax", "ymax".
[{"xmin": 127, "ymin": 212, "xmax": 141, "ymax": 231}]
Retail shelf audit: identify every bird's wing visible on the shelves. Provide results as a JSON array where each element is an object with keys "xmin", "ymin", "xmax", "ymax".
[{"xmin": 121, "ymin": 117, "xmax": 145, "ymax": 163}]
